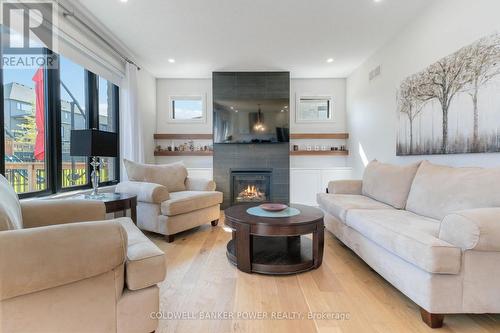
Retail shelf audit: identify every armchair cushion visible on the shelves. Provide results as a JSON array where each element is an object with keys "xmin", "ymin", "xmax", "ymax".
[
  {"xmin": 20, "ymin": 199, "xmax": 106, "ymax": 228},
  {"xmin": 0, "ymin": 220, "xmax": 127, "ymax": 300},
  {"xmin": 439, "ymin": 208, "xmax": 500, "ymax": 252},
  {"xmin": 185, "ymin": 177, "xmax": 216, "ymax": 191},
  {"xmin": 0, "ymin": 174, "xmax": 22, "ymax": 231},
  {"xmin": 327, "ymin": 180, "xmax": 362, "ymax": 195},
  {"xmin": 160, "ymin": 191, "xmax": 223, "ymax": 216},
  {"xmin": 116, "ymin": 181, "xmax": 169, "ymax": 204},
  {"xmin": 124, "ymin": 159, "xmax": 187, "ymax": 192},
  {"xmin": 362, "ymin": 160, "xmax": 420, "ymax": 209},
  {"xmin": 117, "ymin": 219, "xmax": 166, "ymax": 290}
]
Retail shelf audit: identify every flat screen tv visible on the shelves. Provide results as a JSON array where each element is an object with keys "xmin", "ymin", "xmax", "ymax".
[{"xmin": 214, "ymin": 98, "xmax": 290, "ymax": 143}]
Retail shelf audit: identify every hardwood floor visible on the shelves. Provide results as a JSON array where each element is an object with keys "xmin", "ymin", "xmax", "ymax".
[{"xmin": 148, "ymin": 213, "xmax": 500, "ymax": 333}]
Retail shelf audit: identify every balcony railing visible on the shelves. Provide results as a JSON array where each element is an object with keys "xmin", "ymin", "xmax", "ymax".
[{"xmin": 4, "ymin": 162, "xmax": 95, "ymax": 194}]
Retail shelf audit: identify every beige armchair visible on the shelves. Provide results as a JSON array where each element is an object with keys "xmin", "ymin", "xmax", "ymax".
[
  {"xmin": 0, "ymin": 175, "xmax": 166, "ymax": 333},
  {"xmin": 118, "ymin": 160, "xmax": 223, "ymax": 242}
]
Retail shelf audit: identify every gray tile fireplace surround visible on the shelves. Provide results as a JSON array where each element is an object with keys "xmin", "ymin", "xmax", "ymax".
[{"xmin": 214, "ymin": 143, "xmax": 290, "ymax": 209}]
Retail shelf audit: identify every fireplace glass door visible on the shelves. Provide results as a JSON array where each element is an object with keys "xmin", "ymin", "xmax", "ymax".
[{"xmin": 231, "ymin": 171, "xmax": 271, "ymax": 204}]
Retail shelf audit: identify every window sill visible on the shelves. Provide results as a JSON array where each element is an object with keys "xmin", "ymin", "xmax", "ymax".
[{"xmin": 20, "ymin": 185, "xmax": 117, "ymax": 201}]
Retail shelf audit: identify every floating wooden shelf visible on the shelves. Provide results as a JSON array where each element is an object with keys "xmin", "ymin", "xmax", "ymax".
[
  {"xmin": 290, "ymin": 150, "xmax": 349, "ymax": 156},
  {"xmin": 154, "ymin": 151, "xmax": 213, "ymax": 156},
  {"xmin": 154, "ymin": 134, "xmax": 213, "ymax": 140},
  {"xmin": 290, "ymin": 133, "xmax": 349, "ymax": 140}
]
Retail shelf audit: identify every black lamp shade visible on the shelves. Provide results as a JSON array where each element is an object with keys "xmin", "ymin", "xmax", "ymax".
[{"xmin": 70, "ymin": 129, "xmax": 118, "ymax": 157}]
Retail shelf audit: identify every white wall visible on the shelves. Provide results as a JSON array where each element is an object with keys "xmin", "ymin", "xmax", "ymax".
[
  {"xmin": 347, "ymin": 0, "xmax": 500, "ymax": 178},
  {"xmin": 155, "ymin": 79, "xmax": 213, "ymax": 168},
  {"xmin": 137, "ymin": 68, "xmax": 157, "ymax": 163},
  {"xmin": 290, "ymin": 78, "xmax": 346, "ymax": 133},
  {"xmin": 290, "ymin": 78, "xmax": 348, "ymax": 168},
  {"xmin": 156, "ymin": 79, "xmax": 213, "ymax": 134}
]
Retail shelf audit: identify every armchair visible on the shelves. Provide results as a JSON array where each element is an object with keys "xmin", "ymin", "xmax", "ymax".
[
  {"xmin": 117, "ymin": 159, "xmax": 223, "ymax": 243},
  {"xmin": 0, "ymin": 175, "xmax": 166, "ymax": 333}
]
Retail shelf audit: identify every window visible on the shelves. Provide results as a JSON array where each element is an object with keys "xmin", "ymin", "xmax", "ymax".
[
  {"xmin": 169, "ymin": 96, "xmax": 205, "ymax": 122},
  {"xmin": 16, "ymin": 102, "xmax": 31, "ymax": 112},
  {"xmin": 1, "ymin": 52, "xmax": 120, "ymax": 197},
  {"xmin": 3, "ymin": 65, "xmax": 48, "ymax": 195},
  {"xmin": 60, "ymin": 56, "xmax": 88, "ymax": 189},
  {"xmin": 98, "ymin": 76, "xmax": 118, "ymax": 183},
  {"xmin": 296, "ymin": 96, "xmax": 333, "ymax": 123}
]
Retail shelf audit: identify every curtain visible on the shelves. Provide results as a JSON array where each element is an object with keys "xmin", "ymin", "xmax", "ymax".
[{"xmin": 120, "ymin": 62, "xmax": 144, "ymax": 180}]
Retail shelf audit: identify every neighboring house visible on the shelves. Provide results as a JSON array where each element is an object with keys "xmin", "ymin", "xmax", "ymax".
[
  {"xmin": 4, "ymin": 130, "xmax": 14, "ymax": 156},
  {"xmin": 3, "ymin": 82, "xmax": 108, "ymax": 161},
  {"xmin": 3, "ymin": 82, "xmax": 35, "ymax": 135}
]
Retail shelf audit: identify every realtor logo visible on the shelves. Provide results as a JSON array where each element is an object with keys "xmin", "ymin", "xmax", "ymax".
[{"xmin": 1, "ymin": 0, "xmax": 57, "ymax": 68}]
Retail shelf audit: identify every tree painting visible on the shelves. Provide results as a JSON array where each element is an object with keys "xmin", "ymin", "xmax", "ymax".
[{"xmin": 397, "ymin": 33, "xmax": 500, "ymax": 156}]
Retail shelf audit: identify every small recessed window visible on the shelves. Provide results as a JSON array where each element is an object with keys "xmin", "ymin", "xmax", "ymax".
[
  {"xmin": 297, "ymin": 96, "xmax": 334, "ymax": 123},
  {"xmin": 169, "ymin": 96, "xmax": 205, "ymax": 122}
]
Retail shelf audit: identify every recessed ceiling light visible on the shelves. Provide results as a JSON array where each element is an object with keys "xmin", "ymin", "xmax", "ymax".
[
  {"xmin": 168, "ymin": 58, "xmax": 175, "ymax": 63},
  {"xmin": 235, "ymin": 110, "xmax": 239, "ymax": 113},
  {"xmin": 119, "ymin": 0, "xmax": 128, "ymax": 3},
  {"xmin": 326, "ymin": 58, "xmax": 334, "ymax": 63},
  {"xmin": 374, "ymin": 0, "xmax": 382, "ymax": 2}
]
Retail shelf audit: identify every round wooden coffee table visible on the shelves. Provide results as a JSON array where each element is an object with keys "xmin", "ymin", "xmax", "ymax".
[{"xmin": 224, "ymin": 203, "xmax": 324, "ymax": 275}]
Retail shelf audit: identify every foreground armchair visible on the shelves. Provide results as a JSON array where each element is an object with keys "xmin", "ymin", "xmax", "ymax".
[
  {"xmin": 118, "ymin": 160, "xmax": 223, "ymax": 242},
  {"xmin": 0, "ymin": 175, "xmax": 166, "ymax": 333}
]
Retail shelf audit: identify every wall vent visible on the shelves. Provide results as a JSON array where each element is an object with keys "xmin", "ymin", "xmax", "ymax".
[{"xmin": 369, "ymin": 65, "xmax": 381, "ymax": 81}]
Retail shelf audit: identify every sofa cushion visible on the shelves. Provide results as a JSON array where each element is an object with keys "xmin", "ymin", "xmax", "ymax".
[
  {"xmin": 0, "ymin": 175, "xmax": 22, "ymax": 231},
  {"xmin": 124, "ymin": 159, "xmax": 188, "ymax": 192},
  {"xmin": 117, "ymin": 218, "xmax": 166, "ymax": 291},
  {"xmin": 316, "ymin": 193, "xmax": 393, "ymax": 223},
  {"xmin": 406, "ymin": 161, "xmax": 500, "ymax": 220},
  {"xmin": 161, "ymin": 191, "xmax": 223, "ymax": 216},
  {"xmin": 362, "ymin": 160, "xmax": 420, "ymax": 209},
  {"xmin": 346, "ymin": 209, "xmax": 461, "ymax": 274}
]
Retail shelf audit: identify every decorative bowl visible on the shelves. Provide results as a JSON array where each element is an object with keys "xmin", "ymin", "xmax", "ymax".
[{"xmin": 259, "ymin": 203, "xmax": 288, "ymax": 212}]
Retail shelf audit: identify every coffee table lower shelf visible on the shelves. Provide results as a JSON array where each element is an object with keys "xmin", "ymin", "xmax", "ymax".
[{"xmin": 226, "ymin": 235, "xmax": 314, "ymax": 275}]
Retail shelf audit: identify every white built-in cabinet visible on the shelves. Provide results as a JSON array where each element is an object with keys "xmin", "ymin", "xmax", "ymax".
[
  {"xmin": 290, "ymin": 168, "xmax": 352, "ymax": 206},
  {"xmin": 186, "ymin": 167, "xmax": 353, "ymax": 206}
]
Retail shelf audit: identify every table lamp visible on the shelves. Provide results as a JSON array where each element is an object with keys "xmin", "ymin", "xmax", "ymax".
[{"xmin": 70, "ymin": 129, "xmax": 118, "ymax": 198}]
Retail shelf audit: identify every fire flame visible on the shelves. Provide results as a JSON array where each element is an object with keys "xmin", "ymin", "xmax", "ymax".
[
  {"xmin": 237, "ymin": 185, "xmax": 266, "ymax": 201},
  {"xmin": 242, "ymin": 185, "xmax": 259, "ymax": 196}
]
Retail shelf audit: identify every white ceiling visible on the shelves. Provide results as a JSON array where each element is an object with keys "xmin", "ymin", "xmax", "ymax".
[{"xmin": 78, "ymin": 0, "xmax": 433, "ymax": 78}]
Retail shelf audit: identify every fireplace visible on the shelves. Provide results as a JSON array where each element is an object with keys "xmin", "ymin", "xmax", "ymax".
[
  {"xmin": 213, "ymin": 72, "xmax": 290, "ymax": 208},
  {"xmin": 230, "ymin": 170, "xmax": 272, "ymax": 205}
]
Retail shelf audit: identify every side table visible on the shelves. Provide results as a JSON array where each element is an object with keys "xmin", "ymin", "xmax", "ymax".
[{"xmin": 72, "ymin": 192, "xmax": 138, "ymax": 225}]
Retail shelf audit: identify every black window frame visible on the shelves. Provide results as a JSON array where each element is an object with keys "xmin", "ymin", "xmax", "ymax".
[{"xmin": 1, "ymin": 49, "xmax": 120, "ymax": 198}]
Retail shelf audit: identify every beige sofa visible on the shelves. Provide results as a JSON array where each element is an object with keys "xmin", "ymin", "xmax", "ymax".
[
  {"xmin": 0, "ymin": 175, "xmax": 166, "ymax": 333},
  {"xmin": 317, "ymin": 160, "xmax": 500, "ymax": 328},
  {"xmin": 118, "ymin": 159, "xmax": 223, "ymax": 242}
]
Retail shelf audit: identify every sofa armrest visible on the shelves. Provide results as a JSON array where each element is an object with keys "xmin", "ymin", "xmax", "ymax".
[
  {"xmin": 116, "ymin": 181, "xmax": 169, "ymax": 203},
  {"xmin": 21, "ymin": 199, "xmax": 106, "ymax": 228},
  {"xmin": 439, "ymin": 208, "xmax": 500, "ymax": 251},
  {"xmin": 0, "ymin": 220, "xmax": 127, "ymax": 301},
  {"xmin": 185, "ymin": 177, "xmax": 216, "ymax": 191},
  {"xmin": 327, "ymin": 180, "xmax": 363, "ymax": 195}
]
